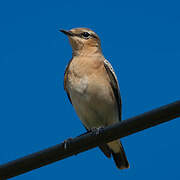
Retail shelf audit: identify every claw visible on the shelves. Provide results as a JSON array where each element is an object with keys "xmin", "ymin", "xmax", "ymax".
[
  {"xmin": 63, "ymin": 138, "xmax": 73, "ymax": 150},
  {"xmin": 90, "ymin": 127, "xmax": 104, "ymax": 136}
]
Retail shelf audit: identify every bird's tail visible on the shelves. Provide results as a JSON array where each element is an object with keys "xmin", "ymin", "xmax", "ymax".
[{"xmin": 109, "ymin": 140, "xmax": 129, "ymax": 169}]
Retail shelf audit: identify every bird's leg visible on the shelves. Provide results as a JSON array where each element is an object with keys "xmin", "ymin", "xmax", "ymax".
[
  {"xmin": 63, "ymin": 138, "xmax": 73, "ymax": 150},
  {"xmin": 63, "ymin": 127, "xmax": 104, "ymax": 150},
  {"xmin": 90, "ymin": 127, "xmax": 105, "ymax": 136}
]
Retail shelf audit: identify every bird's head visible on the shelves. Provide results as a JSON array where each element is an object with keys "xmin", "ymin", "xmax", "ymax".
[{"xmin": 60, "ymin": 28, "xmax": 102, "ymax": 56}]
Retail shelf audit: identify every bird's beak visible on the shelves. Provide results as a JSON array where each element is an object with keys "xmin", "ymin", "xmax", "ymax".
[{"xmin": 60, "ymin": 29, "xmax": 74, "ymax": 36}]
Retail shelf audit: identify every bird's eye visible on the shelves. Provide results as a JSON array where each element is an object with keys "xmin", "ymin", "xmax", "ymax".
[{"xmin": 81, "ymin": 32, "xmax": 90, "ymax": 38}]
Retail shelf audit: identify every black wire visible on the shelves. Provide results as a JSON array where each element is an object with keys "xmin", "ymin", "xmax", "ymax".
[{"xmin": 0, "ymin": 101, "xmax": 180, "ymax": 179}]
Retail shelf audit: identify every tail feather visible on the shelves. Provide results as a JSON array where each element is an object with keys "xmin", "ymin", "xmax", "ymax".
[
  {"xmin": 99, "ymin": 144, "xmax": 111, "ymax": 158},
  {"xmin": 112, "ymin": 142, "xmax": 129, "ymax": 169},
  {"xmin": 99, "ymin": 140, "xmax": 129, "ymax": 169}
]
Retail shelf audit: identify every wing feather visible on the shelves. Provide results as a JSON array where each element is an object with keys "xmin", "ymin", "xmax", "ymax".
[
  {"xmin": 104, "ymin": 59, "xmax": 122, "ymax": 121},
  {"xmin": 64, "ymin": 59, "xmax": 73, "ymax": 104}
]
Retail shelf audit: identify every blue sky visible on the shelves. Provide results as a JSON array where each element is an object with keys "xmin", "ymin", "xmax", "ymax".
[{"xmin": 0, "ymin": 0, "xmax": 180, "ymax": 179}]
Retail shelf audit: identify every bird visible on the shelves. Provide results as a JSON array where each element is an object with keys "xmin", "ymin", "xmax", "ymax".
[{"xmin": 60, "ymin": 27, "xmax": 129, "ymax": 169}]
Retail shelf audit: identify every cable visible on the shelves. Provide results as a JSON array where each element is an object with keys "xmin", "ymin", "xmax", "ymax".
[{"xmin": 0, "ymin": 101, "xmax": 180, "ymax": 179}]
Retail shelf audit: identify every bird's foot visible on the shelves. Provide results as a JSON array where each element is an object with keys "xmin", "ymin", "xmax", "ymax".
[
  {"xmin": 90, "ymin": 127, "xmax": 104, "ymax": 136},
  {"xmin": 63, "ymin": 138, "xmax": 73, "ymax": 150}
]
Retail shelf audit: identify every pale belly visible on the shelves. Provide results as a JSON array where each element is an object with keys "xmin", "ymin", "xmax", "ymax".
[{"xmin": 67, "ymin": 75, "xmax": 119, "ymax": 129}]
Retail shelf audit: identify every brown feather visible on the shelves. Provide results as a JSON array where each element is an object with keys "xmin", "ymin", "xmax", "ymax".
[
  {"xmin": 104, "ymin": 60, "xmax": 122, "ymax": 121},
  {"xmin": 64, "ymin": 58, "xmax": 73, "ymax": 104}
]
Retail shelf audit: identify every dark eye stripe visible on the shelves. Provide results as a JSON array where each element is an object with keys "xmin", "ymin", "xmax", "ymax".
[{"xmin": 90, "ymin": 34, "xmax": 98, "ymax": 39}]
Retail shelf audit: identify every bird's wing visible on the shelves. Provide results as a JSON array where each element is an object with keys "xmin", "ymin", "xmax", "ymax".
[
  {"xmin": 104, "ymin": 59, "xmax": 122, "ymax": 121},
  {"xmin": 64, "ymin": 59, "xmax": 72, "ymax": 104}
]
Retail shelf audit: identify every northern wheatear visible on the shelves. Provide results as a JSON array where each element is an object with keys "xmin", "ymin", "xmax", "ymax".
[{"xmin": 60, "ymin": 27, "xmax": 129, "ymax": 169}]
